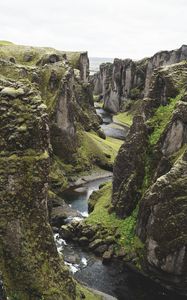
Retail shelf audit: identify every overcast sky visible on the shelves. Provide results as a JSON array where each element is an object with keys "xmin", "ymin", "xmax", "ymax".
[{"xmin": 0, "ymin": 0, "xmax": 186, "ymax": 59}]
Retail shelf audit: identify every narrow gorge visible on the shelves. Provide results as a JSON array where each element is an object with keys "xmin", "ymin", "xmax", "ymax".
[{"xmin": 0, "ymin": 41, "xmax": 187, "ymax": 300}]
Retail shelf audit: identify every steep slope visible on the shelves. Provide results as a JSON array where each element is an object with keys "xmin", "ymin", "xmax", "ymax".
[
  {"xmin": 0, "ymin": 78, "xmax": 75, "ymax": 299},
  {"xmin": 111, "ymin": 61, "xmax": 187, "ymax": 295},
  {"xmin": 0, "ymin": 43, "xmax": 116, "ymax": 198},
  {"xmin": 0, "ymin": 42, "xmax": 113, "ymax": 300}
]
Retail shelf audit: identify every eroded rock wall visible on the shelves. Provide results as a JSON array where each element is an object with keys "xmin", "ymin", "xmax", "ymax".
[
  {"xmin": 112, "ymin": 116, "xmax": 148, "ymax": 217},
  {"xmin": 111, "ymin": 61, "xmax": 187, "ymax": 295},
  {"xmin": 0, "ymin": 44, "xmax": 100, "ymax": 165},
  {"xmin": 93, "ymin": 45, "xmax": 187, "ymax": 113},
  {"xmin": 137, "ymin": 151, "xmax": 187, "ymax": 295},
  {"xmin": 0, "ymin": 79, "xmax": 75, "ymax": 299}
]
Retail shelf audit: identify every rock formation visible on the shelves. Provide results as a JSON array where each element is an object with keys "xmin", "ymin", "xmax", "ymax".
[
  {"xmin": 0, "ymin": 42, "xmax": 104, "ymax": 300},
  {"xmin": 92, "ymin": 45, "xmax": 187, "ymax": 113},
  {"xmin": 112, "ymin": 61, "xmax": 187, "ymax": 295},
  {"xmin": 112, "ymin": 116, "xmax": 148, "ymax": 217},
  {"xmin": 0, "ymin": 78, "xmax": 75, "ymax": 299}
]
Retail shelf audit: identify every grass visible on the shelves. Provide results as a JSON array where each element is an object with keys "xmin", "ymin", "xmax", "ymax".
[
  {"xmin": 94, "ymin": 101, "xmax": 103, "ymax": 108},
  {"xmin": 86, "ymin": 182, "xmax": 144, "ymax": 253},
  {"xmin": 0, "ymin": 40, "xmax": 13, "ymax": 46},
  {"xmin": 113, "ymin": 111, "xmax": 133, "ymax": 127},
  {"xmin": 85, "ymin": 131, "xmax": 123, "ymax": 163},
  {"xmin": 75, "ymin": 131, "xmax": 123, "ymax": 170},
  {"xmin": 0, "ymin": 42, "xmax": 82, "ymax": 68},
  {"xmin": 148, "ymin": 91, "xmax": 185, "ymax": 145},
  {"xmin": 170, "ymin": 144, "xmax": 187, "ymax": 164}
]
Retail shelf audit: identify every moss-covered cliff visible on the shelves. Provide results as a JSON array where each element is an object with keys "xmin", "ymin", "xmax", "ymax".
[
  {"xmin": 111, "ymin": 61, "xmax": 187, "ymax": 295},
  {"xmin": 0, "ymin": 42, "xmax": 111, "ymax": 300},
  {"xmin": 0, "ymin": 42, "xmax": 117, "ymax": 199},
  {"xmin": 0, "ymin": 77, "xmax": 76, "ymax": 299}
]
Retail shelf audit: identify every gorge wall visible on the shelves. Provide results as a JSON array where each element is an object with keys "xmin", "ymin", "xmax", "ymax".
[
  {"xmin": 0, "ymin": 77, "xmax": 75, "ymax": 299},
  {"xmin": 112, "ymin": 60, "xmax": 187, "ymax": 295},
  {"xmin": 0, "ymin": 42, "xmax": 104, "ymax": 299},
  {"xmin": 92, "ymin": 45, "xmax": 187, "ymax": 113}
]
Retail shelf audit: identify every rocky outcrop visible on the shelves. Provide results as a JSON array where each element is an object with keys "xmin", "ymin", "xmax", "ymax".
[
  {"xmin": 0, "ymin": 43, "xmax": 104, "ymax": 208},
  {"xmin": 142, "ymin": 61, "xmax": 187, "ymax": 120},
  {"xmin": 0, "ymin": 78, "xmax": 75, "ymax": 299},
  {"xmin": 137, "ymin": 152, "xmax": 187, "ymax": 295},
  {"xmin": 48, "ymin": 192, "xmax": 82, "ymax": 227},
  {"xmin": 0, "ymin": 44, "xmax": 89, "ymax": 82},
  {"xmin": 112, "ymin": 116, "xmax": 148, "ymax": 217},
  {"xmin": 92, "ymin": 45, "xmax": 187, "ymax": 113},
  {"xmin": 111, "ymin": 61, "xmax": 187, "ymax": 295},
  {"xmin": 60, "ymin": 221, "xmax": 116, "ymax": 258}
]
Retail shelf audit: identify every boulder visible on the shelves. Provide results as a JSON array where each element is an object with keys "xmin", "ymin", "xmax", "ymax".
[
  {"xmin": 60, "ymin": 225, "xmax": 73, "ymax": 240},
  {"xmin": 79, "ymin": 236, "xmax": 89, "ymax": 247},
  {"xmin": 102, "ymin": 249, "xmax": 114, "ymax": 264},
  {"xmin": 88, "ymin": 239, "xmax": 104, "ymax": 250},
  {"xmin": 51, "ymin": 206, "xmax": 82, "ymax": 227}
]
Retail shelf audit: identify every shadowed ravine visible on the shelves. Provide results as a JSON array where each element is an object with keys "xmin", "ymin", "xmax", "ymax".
[{"xmin": 54, "ymin": 108, "xmax": 186, "ymax": 300}]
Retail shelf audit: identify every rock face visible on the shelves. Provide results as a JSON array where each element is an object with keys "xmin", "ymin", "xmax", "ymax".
[
  {"xmin": 112, "ymin": 116, "xmax": 148, "ymax": 217},
  {"xmin": 0, "ymin": 79, "xmax": 75, "ymax": 299},
  {"xmin": 137, "ymin": 152, "xmax": 187, "ymax": 295},
  {"xmin": 92, "ymin": 45, "xmax": 187, "ymax": 113},
  {"xmin": 0, "ymin": 43, "xmax": 103, "ymax": 209},
  {"xmin": 111, "ymin": 61, "xmax": 187, "ymax": 295},
  {"xmin": 0, "ymin": 44, "xmax": 100, "ymax": 165}
]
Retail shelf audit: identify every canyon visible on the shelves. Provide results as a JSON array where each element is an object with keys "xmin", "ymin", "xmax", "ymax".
[{"xmin": 0, "ymin": 41, "xmax": 187, "ymax": 300}]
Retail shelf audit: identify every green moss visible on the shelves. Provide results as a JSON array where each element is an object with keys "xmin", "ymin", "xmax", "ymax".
[
  {"xmin": 65, "ymin": 52, "xmax": 82, "ymax": 69},
  {"xmin": 75, "ymin": 131, "xmax": 123, "ymax": 170},
  {"xmin": 50, "ymin": 155, "xmax": 69, "ymax": 193},
  {"xmin": 0, "ymin": 43, "xmax": 82, "ymax": 69},
  {"xmin": 141, "ymin": 148, "xmax": 154, "ymax": 193},
  {"xmin": 148, "ymin": 91, "xmax": 185, "ymax": 145},
  {"xmin": 113, "ymin": 112, "xmax": 133, "ymax": 127},
  {"xmin": 129, "ymin": 87, "xmax": 141, "ymax": 100},
  {"xmin": 76, "ymin": 284, "xmax": 102, "ymax": 300},
  {"xmin": 40, "ymin": 64, "xmax": 66, "ymax": 114},
  {"xmin": 170, "ymin": 144, "xmax": 187, "ymax": 164},
  {"xmin": 86, "ymin": 183, "xmax": 144, "ymax": 254}
]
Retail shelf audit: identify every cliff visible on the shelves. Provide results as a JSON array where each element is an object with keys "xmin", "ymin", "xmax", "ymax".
[
  {"xmin": 0, "ymin": 77, "xmax": 75, "ymax": 299},
  {"xmin": 0, "ymin": 42, "xmax": 107, "ymax": 300},
  {"xmin": 112, "ymin": 61, "xmax": 187, "ymax": 295},
  {"xmin": 0, "ymin": 43, "xmax": 111, "ymax": 195},
  {"xmin": 92, "ymin": 45, "xmax": 187, "ymax": 113}
]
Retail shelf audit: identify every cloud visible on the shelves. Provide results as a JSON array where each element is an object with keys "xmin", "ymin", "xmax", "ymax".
[{"xmin": 0, "ymin": 0, "xmax": 186, "ymax": 59}]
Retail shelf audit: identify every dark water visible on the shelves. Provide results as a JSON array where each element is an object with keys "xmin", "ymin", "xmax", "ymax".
[
  {"xmin": 54, "ymin": 107, "xmax": 187, "ymax": 300},
  {"xmin": 62, "ymin": 176, "xmax": 112, "ymax": 217},
  {"xmin": 96, "ymin": 107, "xmax": 113, "ymax": 124},
  {"xmin": 100, "ymin": 124, "xmax": 128, "ymax": 140},
  {"xmin": 56, "ymin": 174, "xmax": 187, "ymax": 300},
  {"xmin": 95, "ymin": 107, "xmax": 129, "ymax": 140},
  {"xmin": 75, "ymin": 259, "xmax": 187, "ymax": 300}
]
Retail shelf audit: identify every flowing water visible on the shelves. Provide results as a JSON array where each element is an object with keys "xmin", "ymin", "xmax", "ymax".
[
  {"xmin": 95, "ymin": 106, "xmax": 129, "ymax": 140},
  {"xmin": 62, "ymin": 176, "xmax": 112, "ymax": 217},
  {"xmin": 54, "ymin": 107, "xmax": 186, "ymax": 300}
]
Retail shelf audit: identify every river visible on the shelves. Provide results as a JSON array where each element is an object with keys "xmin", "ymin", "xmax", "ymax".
[{"xmin": 54, "ymin": 107, "xmax": 186, "ymax": 300}]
